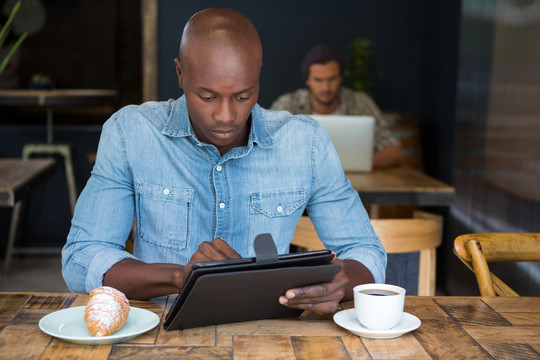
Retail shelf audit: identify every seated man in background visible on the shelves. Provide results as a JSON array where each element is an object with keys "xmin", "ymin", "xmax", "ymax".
[
  {"xmin": 270, "ymin": 44, "xmax": 404, "ymax": 168},
  {"xmin": 62, "ymin": 8, "xmax": 386, "ymax": 314}
]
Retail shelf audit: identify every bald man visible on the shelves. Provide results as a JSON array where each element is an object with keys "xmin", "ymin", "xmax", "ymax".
[{"xmin": 62, "ymin": 8, "xmax": 386, "ymax": 314}]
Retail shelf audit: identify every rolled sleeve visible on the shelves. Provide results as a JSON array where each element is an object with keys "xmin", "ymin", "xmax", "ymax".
[
  {"xmin": 62, "ymin": 115, "xmax": 137, "ymax": 293},
  {"xmin": 341, "ymin": 247, "xmax": 387, "ymax": 284},
  {"xmin": 86, "ymin": 247, "xmax": 137, "ymax": 292}
]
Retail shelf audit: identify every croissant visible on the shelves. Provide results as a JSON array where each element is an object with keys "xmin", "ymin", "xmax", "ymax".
[{"xmin": 84, "ymin": 286, "xmax": 130, "ymax": 336}]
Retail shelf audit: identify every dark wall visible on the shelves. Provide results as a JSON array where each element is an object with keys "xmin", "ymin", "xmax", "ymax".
[
  {"xmin": 444, "ymin": 0, "xmax": 540, "ymax": 296},
  {"xmin": 157, "ymin": 0, "xmax": 426, "ymax": 112}
]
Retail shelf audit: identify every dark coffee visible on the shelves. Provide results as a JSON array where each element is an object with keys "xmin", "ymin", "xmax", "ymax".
[{"xmin": 359, "ymin": 289, "xmax": 399, "ymax": 296}]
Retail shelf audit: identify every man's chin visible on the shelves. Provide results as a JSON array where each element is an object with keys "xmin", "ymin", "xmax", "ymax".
[
  {"xmin": 314, "ymin": 97, "xmax": 337, "ymax": 107},
  {"xmin": 311, "ymin": 91, "xmax": 338, "ymax": 106}
]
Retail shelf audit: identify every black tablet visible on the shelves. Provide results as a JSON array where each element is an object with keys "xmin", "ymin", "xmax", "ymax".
[{"xmin": 163, "ymin": 233, "xmax": 341, "ymax": 330}]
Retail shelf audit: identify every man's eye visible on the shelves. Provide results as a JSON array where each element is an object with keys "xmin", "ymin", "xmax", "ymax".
[
  {"xmin": 235, "ymin": 96, "xmax": 250, "ymax": 102},
  {"xmin": 200, "ymin": 95, "xmax": 214, "ymax": 101}
]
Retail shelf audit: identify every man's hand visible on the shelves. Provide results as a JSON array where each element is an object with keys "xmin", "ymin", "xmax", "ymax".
[
  {"xmin": 278, "ymin": 258, "xmax": 349, "ymax": 313},
  {"xmin": 182, "ymin": 238, "xmax": 242, "ymax": 284},
  {"xmin": 278, "ymin": 257, "xmax": 375, "ymax": 314}
]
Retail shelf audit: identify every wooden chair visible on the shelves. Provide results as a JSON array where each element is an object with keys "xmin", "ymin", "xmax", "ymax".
[
  {"xmin": 291, "ymin": 211, "xmax": 443, "ymax": 296},
  {"xmin": 453, "ymin": 233, "xmax": 540, "ymax": 296}
]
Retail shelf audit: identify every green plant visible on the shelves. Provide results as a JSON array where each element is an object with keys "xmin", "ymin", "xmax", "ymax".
[
  {"xmin": 0, "ymin": 0, "xmax": 27, "ymax": 76},
  {"xmin": 343, "ymin": 37, "xmax": 382, "ymax": 96}
]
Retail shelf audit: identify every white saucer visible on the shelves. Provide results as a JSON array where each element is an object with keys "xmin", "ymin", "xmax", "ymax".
[
  {"xmin": 39, "ymin": 306, "xmax": 160, "ymax": 345},
  {"xmin": 333, "ymin": 309, "xmax": 421, "ymax": 339}
]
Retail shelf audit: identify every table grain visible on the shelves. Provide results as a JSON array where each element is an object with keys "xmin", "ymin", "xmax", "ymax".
[{"xmin": 1, "ymin": 292, "xmax": 539, "ymax": 359}]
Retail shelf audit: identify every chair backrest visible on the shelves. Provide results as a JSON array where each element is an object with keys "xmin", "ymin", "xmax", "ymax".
[
  {"xmin": 453, "ymin": 233, "xmax": 540, "ymax": 296},
  {"xmin": 291, "ymin": 211, "xmax": 443, "ymax": 296}
]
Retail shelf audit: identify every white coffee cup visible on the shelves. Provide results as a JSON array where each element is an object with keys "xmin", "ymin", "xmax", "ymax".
[{"xmin": 353, "ymin": 283, "xmax": 406, "ymax": 330}]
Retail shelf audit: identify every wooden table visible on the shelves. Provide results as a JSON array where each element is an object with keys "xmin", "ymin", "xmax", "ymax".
[
  {"xmin": 0, "ymin": 158, "xmax": 56, "ymax": 271},
  {"xmin": 1, "ymin": 292, "xmax": 539, "ymax": 359},
  {"xmin": 0, "ymin": 158, "xmax": 55, "ymax": 207},
  {"xmin": 0, "ymin": 89, "xmax": 117, "ymax": 142},
  {"xmin": 347, "ymin": 165, "xmax": 455, "ymax": 206}
]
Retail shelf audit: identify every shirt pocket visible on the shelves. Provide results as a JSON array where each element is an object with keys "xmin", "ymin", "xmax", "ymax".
[
  {"xmin": 137, "ymin": 182, "xmax": 193, "ymax": 250},
  {"xmin": 250, "ymin": 189, "xmax": 307, "ymax": 217}
]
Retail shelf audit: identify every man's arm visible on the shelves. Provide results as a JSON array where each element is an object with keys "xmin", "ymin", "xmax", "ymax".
[
  {"xmin": 103, "ymin": 259, "xmax": 185, "ymax": 300},
  {"xmin": 103, "ymin": 238, "xmax": 242, "ymax": 299},
  {"xmin": 373, "ymin": 144, "xmax": 405, "ymax": 168},
  {"xmin": 276, "ymin": 119, "xmax": 386, "ymax": 314}
]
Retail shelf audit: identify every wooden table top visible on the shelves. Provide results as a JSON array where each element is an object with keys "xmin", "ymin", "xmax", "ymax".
[
  {"xmin": 1, "ymin": 292, "xmax": 539, "ymax": 359},
  {"xmin": 346, "ymin": 165, "xmax": 455, "ymax": 206},
  {"xmin": 0, "ymin": 89, "xmax": 117, "ymax": 107},
  {"xmin": 0, "ymin": 158, "xmax": 56, "ymax": 207}
]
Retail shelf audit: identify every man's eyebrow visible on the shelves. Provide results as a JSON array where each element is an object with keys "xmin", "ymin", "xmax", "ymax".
[
  {"xmin": 313, "ymin": 75, "xmax": 338, "ymax": 79},
  {"xmin": 236, "ymin": 87, "xmax": 256, "ymax": 94},
  {"xmin": 197, "ymin": 87, "xmax": 256, "ymax": 94}
]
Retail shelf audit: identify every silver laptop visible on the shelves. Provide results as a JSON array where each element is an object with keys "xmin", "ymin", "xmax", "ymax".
[{"xmin": 310, "ymin": 115, "xmax": 375, "ymax": 172}]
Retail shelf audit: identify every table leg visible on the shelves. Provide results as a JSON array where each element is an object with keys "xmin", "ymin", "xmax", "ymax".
[
  {"xmin": 57, "ymin": 145, "xmax": 77, "ymax": 214},
  {"xmin": 369, "ymin": 204, "xmax": 380, "ymax": 219},
  {"xmin": 46, "ymin": 107, "xmax": 54, "ymax": 144},
  {"xmin": 3, "ymin": 201, "xmax": 22, "ymax": 273}
]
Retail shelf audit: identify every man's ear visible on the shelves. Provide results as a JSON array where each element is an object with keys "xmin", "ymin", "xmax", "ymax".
[{"xmin": 174, "ymin": 58, "xmax": 183, "ymax": 88}]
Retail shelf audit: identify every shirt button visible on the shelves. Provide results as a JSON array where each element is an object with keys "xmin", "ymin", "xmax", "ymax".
[
  {"xmin": 216, "ymin": 165, "xmax": 222, "ymax": 172},
  {"xmin": 163, "ymin": 188, "xmax": 170, "ymax": 195},
  {"xmin": 219, "ymin": 202, "xmax": 225, "ymax": 209},
  {"xmin": 277, "ymin": 206, "xmax": 283, "ymax": 212}
]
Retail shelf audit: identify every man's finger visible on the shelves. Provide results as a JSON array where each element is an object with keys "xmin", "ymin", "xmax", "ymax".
[
  {"xmin": 285, "ymin": 273, "xmax": 348, "ymax": 300},
  {"xmin": 195, "ymin": 239, "xmax": 234, "ymax": 261},
  {"xmin": 211, "ymin": 238, "xmax": 242, "ymax": 259},
  {"xmin": 279, "ymin": 298, "xmax": 340, "ymax": 314}
]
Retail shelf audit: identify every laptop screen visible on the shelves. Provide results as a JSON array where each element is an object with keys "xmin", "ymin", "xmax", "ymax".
[{"xmin": 309, "ymin": 115, "xmax": 375, "ymax": 172}]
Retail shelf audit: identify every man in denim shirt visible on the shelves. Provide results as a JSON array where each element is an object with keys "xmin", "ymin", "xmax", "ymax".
[{"xmin": 62, "ymin": 8, "xmax": 386, "ymax": 314}]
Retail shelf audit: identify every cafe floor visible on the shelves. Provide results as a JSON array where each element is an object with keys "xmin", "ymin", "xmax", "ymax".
[{"xmin": 0, "ymin": 255, "xmax": 69, "ymax": 292}]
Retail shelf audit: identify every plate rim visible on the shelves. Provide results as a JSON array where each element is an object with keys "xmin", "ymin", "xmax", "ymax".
[
  {"xmin": 38, "ymin": 306, "xmax": 160, "ymax": 343},
  {"xmin": 333, "ymin": 308, "xmax": 421, "ymax": 337}
]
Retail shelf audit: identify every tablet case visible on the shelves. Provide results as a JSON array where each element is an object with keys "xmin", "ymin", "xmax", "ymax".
[{"xmin": 163, "ymin": 233, "xmax": 341, "ymax": 330}]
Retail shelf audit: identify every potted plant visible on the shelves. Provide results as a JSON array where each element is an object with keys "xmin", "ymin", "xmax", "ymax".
[
  {"xmin": 0, "ymin": 0, "xmax": 26, "ymax": 76},
  {"xmin": 343, "ymin": 37, "xmax": 382, "ymax": 96}
]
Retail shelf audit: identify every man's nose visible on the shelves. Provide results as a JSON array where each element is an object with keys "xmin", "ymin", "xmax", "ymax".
[
  {"xmin": 322, "ymin": 80, "xmax": 332, "ymax": 91},
  {"xmin": 214, "ymin": 99, "xmax": 235, "ymax": 123}
]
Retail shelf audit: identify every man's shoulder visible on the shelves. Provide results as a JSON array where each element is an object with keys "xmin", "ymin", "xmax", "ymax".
[
  {"xmin": 114, "ymin": 99, "xmax": 173, "ymax": 117},
  {"xmin": 260, "ymin": 106, "xmax": 318, "ymax": 128},
  {"xmin": 340, "ymin": 87, "xmax": 373, "ymax": 101},
  {"xmin": 339, "ymin": 87, "xmax": 381, "ymax": 115},
  {"xmin": 108, "ymin": 99, "xmax": 176, "ymax": 127},
  {"xmin": 269, "ymin": 88, "xmax": 309, "ymax": 111}
]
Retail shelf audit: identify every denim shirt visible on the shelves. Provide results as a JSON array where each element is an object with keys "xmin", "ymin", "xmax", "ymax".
[{"xmin": 62, "ymin": 96, "xmax": 387, "ymax": 293}]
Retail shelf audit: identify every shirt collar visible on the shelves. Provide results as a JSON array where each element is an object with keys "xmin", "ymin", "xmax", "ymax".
[{"xmin": 161, "ymin": 96, "xmax": 273, "ymax": 149}]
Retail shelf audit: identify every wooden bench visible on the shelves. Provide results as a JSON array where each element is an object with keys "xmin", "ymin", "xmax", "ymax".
[{"xmin": 0, "ymin": 158, "xmax": 56, "ymax": 272}]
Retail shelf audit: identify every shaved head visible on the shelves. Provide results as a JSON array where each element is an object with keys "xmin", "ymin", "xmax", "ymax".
[{"xmin": 179, "ymin": 8, "xmax": 262, "ymax": 67}]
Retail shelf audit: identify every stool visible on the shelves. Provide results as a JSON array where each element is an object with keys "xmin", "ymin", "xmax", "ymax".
[{"xmin": 22, "ymin": 143, "xmax": 77, "ymax": 215}]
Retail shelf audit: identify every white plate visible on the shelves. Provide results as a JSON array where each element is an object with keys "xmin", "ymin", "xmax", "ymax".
[
  {"xmin": 333, "ymin": 309, "xmax": 421, "ymax": 339},
  {"xmin": 39, "ymin": 306, "xmax": 160, "ymax": 345}
]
